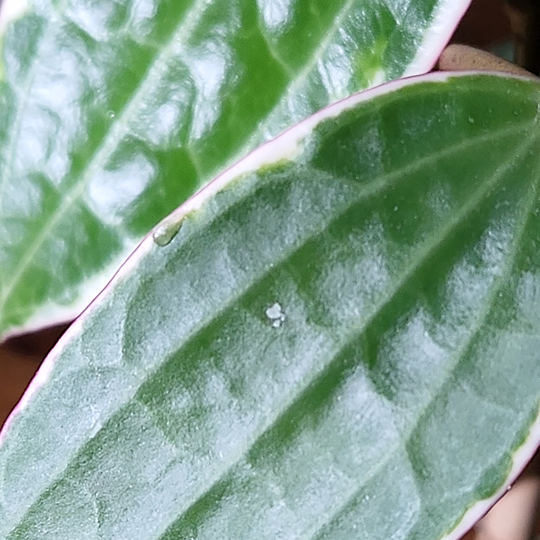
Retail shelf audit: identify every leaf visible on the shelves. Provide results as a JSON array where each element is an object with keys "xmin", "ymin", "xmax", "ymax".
[
  {"xmin": 1, "ymin": 72, "xmax": 540, "ymax": 539},
  {"xmin": 0, "ymin": 0, "xmax": 471, "ymax": 338}
]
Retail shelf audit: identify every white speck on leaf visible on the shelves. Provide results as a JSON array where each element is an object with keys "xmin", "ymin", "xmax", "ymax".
[{"xmin": 265, "ymin": 302, "xmax": 286, "ymax": 328}]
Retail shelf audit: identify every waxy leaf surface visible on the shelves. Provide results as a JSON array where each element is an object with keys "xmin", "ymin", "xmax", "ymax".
[
  {"xmin": 1, "ymin": 72, "xmax": 540, "ymax": 540},
  {"xmin": 0, "ymin": 0, "xmax": 470, "ymax": 337}
]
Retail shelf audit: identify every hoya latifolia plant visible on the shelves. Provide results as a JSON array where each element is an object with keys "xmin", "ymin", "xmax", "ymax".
[{"xmin": 1, "ymin": 1, "xmax": 540, "ymax": 539}]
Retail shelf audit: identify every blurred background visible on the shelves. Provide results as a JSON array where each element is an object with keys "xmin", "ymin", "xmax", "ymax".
[{"xmin": 1, "ymin": 0, "xmax": 539, "ymax": 538}]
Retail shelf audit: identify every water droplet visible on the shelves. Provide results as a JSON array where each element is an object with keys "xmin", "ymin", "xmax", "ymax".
[
  {"xmin": 468, "ymin": 117, "xmax": 475, "ymax": 124},
  {"xmin": 265, "ymin": 302, "xmax": 286, "ymax": 328},
  {"xmin": 513, "ymin": 110, "xmax": 519, "ymax": 116},
  {"xmin": 107, "ymin": 110, "xmax": 115, "ymax": 119},
  {"xmin": 393, "ymin": 205, "xmax": 399, "ymax": 212},
  {"xmin": 152, "ymin": 221, "xmax": 183, "ymax": 247}
]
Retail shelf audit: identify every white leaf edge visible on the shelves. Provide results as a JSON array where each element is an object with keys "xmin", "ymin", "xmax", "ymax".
[{"xmin": 404, "ymin": 0, "xmax": 471, "ymax": 76}]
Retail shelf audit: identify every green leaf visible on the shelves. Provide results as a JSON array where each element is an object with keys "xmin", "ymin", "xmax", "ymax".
[
  {"xmin": 1, "ymin": 72, "xmax": 540, "ymax": 539},
  {"xmin": 0, "ymin": 0, "xmax": 471, "ymax": 338}
]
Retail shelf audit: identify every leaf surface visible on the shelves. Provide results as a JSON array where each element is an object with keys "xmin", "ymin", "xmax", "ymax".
[
  {"xmin": 0, "ymin": 0, "xmax": 471, "ymax": 337},
  {"xmin": 1, "ymin": 72, "xmax": 540, "ymax": 540}
]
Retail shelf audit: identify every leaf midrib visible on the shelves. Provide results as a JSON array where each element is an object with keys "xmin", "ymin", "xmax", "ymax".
[{"xmin": 4, "ymin": 123, "xmax": 533, "ymax": 538}]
